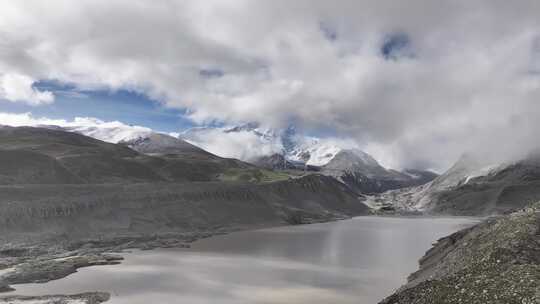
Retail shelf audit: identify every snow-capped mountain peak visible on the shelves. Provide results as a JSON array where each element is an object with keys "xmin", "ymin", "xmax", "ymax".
[
  {"xmin": 64, "ymin": 119, "xmax": 153, "ymax": 144},
  {"xmin": 31, "ymin": 116, "xmax": 152, "ymax": 144},
  {"xmin": 286, "ymin": 137, "xmax": 343, "ymax": 166},
  {"xmin": 180, "ymin": 122, "xmax": 373, "ymax": 167}
]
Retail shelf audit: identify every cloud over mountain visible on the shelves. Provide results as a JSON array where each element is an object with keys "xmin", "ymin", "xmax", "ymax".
[
  {"xmin": 1, "ymin": 1, "xmax": 539, "ymax": 171},
  {"xmin": 0, "ymin": 112, "xmax": 152, "ymax": 143}
]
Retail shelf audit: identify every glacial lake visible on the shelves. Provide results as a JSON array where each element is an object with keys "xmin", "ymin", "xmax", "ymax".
[{"xmin": 7, "ymin": 216, "xmax": 479, "ymax": 304}]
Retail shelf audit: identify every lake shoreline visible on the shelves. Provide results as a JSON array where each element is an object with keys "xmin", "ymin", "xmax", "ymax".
[
  {"xmin": 1, "ymin": 215, "xmax": 481, "ymax": 304},
  {"xmin": 0, "ymin": 213, "xmax": 353, "ymax": 302}
]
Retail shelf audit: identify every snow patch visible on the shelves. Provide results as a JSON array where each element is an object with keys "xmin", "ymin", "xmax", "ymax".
[
  {"xmin": 462, "ymin": 163, "xmax": 505, "ymax": 184},
  {"xmin": 288, "ymin": 139, "xmax": 343, "ymax": 166},
  {"xmin": 65, "ymin": 118, "xmax": 152, "ymax": 143}
]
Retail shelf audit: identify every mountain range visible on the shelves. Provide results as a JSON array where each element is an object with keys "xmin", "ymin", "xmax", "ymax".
[
  {"xmin": 0, "ymin": 122, "xmax": 538, "ymax": 301},
  {"xmin": 182, "ymin": 123, "xmax": 438, "ymax": 193},
  {"xmin": 0, "ymin": 125, "xmax": 371, "ymax": 239},
  {"xmin": 30, "ymin": 121, "xmax": 438, "ymax": 194},
  {"xmin": 10, "ymin": 119, "xmax": 540, "ymax": 216}
]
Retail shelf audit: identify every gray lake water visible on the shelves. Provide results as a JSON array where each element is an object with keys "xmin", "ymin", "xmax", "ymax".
[{"xmin": 7, "ymin": 216, "xmax": 479, "ymax": 304}]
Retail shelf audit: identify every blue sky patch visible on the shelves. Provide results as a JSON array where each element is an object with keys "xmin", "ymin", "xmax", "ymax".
[
  {"xmin": 2, "ymin": 81, "xmax": 195, "ymax": 133},
  {"xmin": 381, "ymin": 33, "xmax": 412, "ymax": 60}
]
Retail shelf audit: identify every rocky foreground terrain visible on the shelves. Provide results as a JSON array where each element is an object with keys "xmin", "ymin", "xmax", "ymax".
[{"xmin": 379, "ymin": 202, "xmax": 540, "ymax": 304}]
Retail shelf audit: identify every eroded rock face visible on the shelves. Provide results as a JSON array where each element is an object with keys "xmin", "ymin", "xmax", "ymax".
[{"xmin": 379, "ymin": 202, "xmax": 540, "ymax": 304}]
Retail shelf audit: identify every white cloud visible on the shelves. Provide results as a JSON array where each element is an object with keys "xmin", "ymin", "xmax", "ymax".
[
  {"xmin": 180, "ymin": 128, "xmax": 283, "ymax": 161},
  {"xmin": 0, "ymin": 112, "xmax": 66, "ymax": 126},
  {"xmin": 1, "ymin": 1, "xmax": 540, "ymax": 170},
  {"xmin": 0, "ymin": 74, "xmax": 54, "ymax": 105}
]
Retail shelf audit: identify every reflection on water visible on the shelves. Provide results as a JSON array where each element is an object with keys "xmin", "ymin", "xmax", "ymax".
[{"xmin": 7, "ymin": 217, "xmax": 478, "ymax": 304}]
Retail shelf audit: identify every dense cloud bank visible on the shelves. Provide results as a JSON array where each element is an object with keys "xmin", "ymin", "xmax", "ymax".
[{"xmin": 1, "ymin": 1, "xmax": 539, "ymax": 171}]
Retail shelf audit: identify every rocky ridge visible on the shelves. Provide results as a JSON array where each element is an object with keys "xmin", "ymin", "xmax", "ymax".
[{"xmin": 379, "ymin": 202, "xmax": 540, "ymax": 304}]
